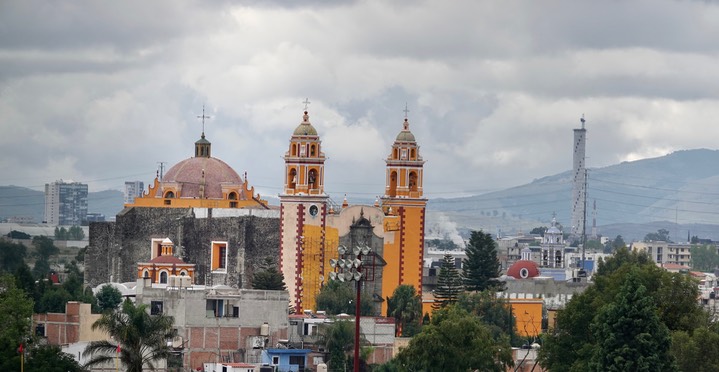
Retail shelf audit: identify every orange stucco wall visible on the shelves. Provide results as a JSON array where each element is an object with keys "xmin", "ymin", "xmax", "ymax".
[{"xmin": 510, "ymin": 300, "xmax": 543, "ymax": 337}]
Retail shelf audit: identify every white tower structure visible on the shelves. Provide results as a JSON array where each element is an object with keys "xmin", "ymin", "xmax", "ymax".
[{"xmin": 570, "ymin": 116, "xmax": 587, "ymax": 238}]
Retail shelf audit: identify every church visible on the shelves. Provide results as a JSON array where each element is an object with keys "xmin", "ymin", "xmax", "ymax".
[{"xmin": 85, "ymin": 106, "xmax": 427, "ymax": 315}]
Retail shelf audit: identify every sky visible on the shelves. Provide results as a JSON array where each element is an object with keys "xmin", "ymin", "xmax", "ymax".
[{"xmin": 2, "ymin": 0, "xmax": 719, "ymax": 203}]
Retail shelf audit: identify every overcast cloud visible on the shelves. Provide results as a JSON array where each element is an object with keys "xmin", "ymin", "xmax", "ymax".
[{"xmin": 2, "ymin": 0, "xmax": 719, "ymax": 203}]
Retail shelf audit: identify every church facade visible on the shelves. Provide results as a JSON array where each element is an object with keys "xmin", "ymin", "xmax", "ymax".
[{"xmin": 86, "ymin": 107, "xmax": 427, "ymax": 317}]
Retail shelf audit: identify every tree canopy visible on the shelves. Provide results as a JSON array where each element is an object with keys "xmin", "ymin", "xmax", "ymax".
[
  {"xmin": 251, "ymin": 257, "xmax": 286, "ymax": 290},
  {"xmin": 0, "ymin": 274, "xmax": 34, "ymax": 371},
  {"xmin": 644, "ymin": 228, "xmax": 671, "ymax": 243},
  {"xmin": 315, "ymin": 280, "xmax": 373, "ymax": 316},
  {"xmin": 83, "ymin": 299, "xmax": 175, "ymax": 372},
  {"xmin": 96, "ymin": 284, "xmax": 123, "ymax": 313},
  {"xmin": 394, "ymin": 305, "xmax": 513, "ymax": 372},
  {"xmin": 386, "ymin": 284, "xmax": 421, "ymax": 337},
  {"xmin": 433, "ymin": 254, "xmax": 463, "ymax": 309},
  {"xmin": 462, "ymin": 230, "xmax": 503, "ymax": 292}
]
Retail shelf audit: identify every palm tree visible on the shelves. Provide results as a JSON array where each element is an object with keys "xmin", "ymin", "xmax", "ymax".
[
  {"xmin": 83, "ymin": 299, "xmax": 175, "ymax": 372},
  {"xmin": 387, "ymin": 284, "xmax": 422, "ymax": 337}
]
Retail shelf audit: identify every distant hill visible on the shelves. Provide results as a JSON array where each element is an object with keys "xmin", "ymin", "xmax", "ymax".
[
  {"xmin": 0, "ymin": 186, "xmax": 124, "ymax": 223},
  {"xmin": 429, "ymin": 149, "xmax": 719, "ymax": 242}
]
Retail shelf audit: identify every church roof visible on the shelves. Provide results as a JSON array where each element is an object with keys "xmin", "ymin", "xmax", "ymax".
[
  {"xmin": 159, "ymin": 156, "xmax": 243, "ymax": 199},
  {"xmin": 395, "ymin": 118, "xmax": 416, "ymax": 142},
  {"xmin": 149, "ymin": 255, "xmax": 186, "ymax": 265},
  {"xmin": 507, "ymin": 260, "xmax": 540, "ymax": 279},
  {"xmin": 293, "ymin": 111, "xmax": 318, "ymax": 136}
]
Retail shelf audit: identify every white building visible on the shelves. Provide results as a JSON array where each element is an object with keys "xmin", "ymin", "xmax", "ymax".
[
  {"xmin": 44, "ymin": 180, "xmax": 88, "ymax": 226},
  {"xmin": 124, "ymin": 180, "xmax": 144, "ymax": 205}
]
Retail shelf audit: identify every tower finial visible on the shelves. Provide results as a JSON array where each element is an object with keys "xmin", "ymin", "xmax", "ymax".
[
  {"xmin": 580, "ymin": 114, "xmax": 586, "ymax": 129},
  {"xmin": 403, "ymin": 102, "xmax": 410, "ymax": 119},
  {"xmin": 303, "ymin": 98, "xmax": 311, "ymax": 111},
  {"xmin": 197, "ymin": 105, "xmax": 211, "ymax": 138}
]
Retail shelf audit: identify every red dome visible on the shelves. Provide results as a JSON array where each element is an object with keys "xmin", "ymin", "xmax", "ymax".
[
  {"xmin": 507, "ymin": 260, "xmax": 540, "ymax": 279},
  {"xmin": 158, "ymin": 157, "xmax": 243, "ymax": 199}
]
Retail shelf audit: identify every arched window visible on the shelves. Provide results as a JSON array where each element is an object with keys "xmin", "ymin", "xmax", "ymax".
[
  {"xmin": 289, "ymin": 168, "xmax": 297, "ymax": 188},
  {"xmin": 159, "ymin": 271, "xmax": 168, "ymax": 284},
  {"xmin": 389, "ymin": 171, "xmax": 398, "ymax": 197},
  {"xmin": 228, "ymin": 192, "xmax": 238, "ymax": 200},
  {"xmin": 409, "ymin": 172, "xmax": 418, "ymax": 192},
  {"xmin": 292, "ymin": 144, "xmax": 297, "ymax": 156},
  {"xmin": 308, "ymin": 169, "xmax": 318, "ymax": 189},
  {"xmin": 393, "ymin": 148, "xmax": 398, "ymax": 159},
  {"xmin": 411, "ymin": 149, "xmax": 416, "ymax": 159},
  {"xmin": 310, "ymin": 144, "xmax": 316, "ymax": 157},
  {"xmin": 143, "ymin": 270, "xmax": 149, "ymax": 278},
  {"xmin": 164, "ymin": 191, "xmax": 175, "ymax": 198}
]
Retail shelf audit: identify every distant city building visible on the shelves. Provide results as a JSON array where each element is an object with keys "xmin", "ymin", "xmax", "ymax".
[
  {"xmin": 44, "ymin": 180, "xmax": 88, "ymax": 226},
  {"xmin": 631, "ymin": 241, "xmax": 692, "ymax": 267},
  {"xmin": 123, "ymin": 180, "xmax": 144, "ymax": 205},
  {"xmin": 85, "ymin": 213, "xmax": 105, "ymax": 223}
]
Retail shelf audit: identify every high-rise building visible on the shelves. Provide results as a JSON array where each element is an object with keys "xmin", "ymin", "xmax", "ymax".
[
  {"xmin": 44, "ymin": 180, "xmax": 88, "ymax": 226},
  {"xmin": 570, "ymin": 117, "xmax": 587, "ymax": 239},
  {"xmin": 124, "ymin": 181, "xmax": 144, "ymax": 205}
]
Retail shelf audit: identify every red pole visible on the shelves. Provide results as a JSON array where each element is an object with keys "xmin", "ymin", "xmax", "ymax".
[{"xmin": 354, "ymin": 278, "xmax": 361, "ymax": 372}]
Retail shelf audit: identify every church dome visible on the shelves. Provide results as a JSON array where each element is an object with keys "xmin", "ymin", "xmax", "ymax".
[
  {"xmin": 159, "ymin": 157, "xmax": 243, "ymax": 199},
  {"xmin": 293, "ymin": 111, "xmax": 318, "ymax": 136},
  {"xmin": 507, "ymin": 260, "xmax": 540, "ymax": 279},
  {"xmin": 395, "ymin": 118, "xmax": 416, "ymax": 142}
]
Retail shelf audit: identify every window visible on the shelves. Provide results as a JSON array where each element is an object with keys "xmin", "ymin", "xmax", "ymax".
[
  {"xmin": 303, "ymin": 323, "xmax": 317, "ymax": 336},
  {"xmin": 310, "ymin": 144, "xmax": 316, "ymax": 156},
  {"xmin": 228, "ymin": 192, "xmax": 238, "ymax": 200},
  {"xmin": 300, "ymin": 144, "xmax": 306, "ymax": 157},
  {"xmin": 272, "ymin": 356, "xmax": 280, "ymax": 365},
  {"xmin": 151, "ymin": 301, "xmax": 163, "ymax": 315},
  {"xmin": 164, "ymin": 191, "xmax": 175, "ymax": 198},
  {"xmin": 401, "ymin": 149, "xmax": 408, "ymax": 160},
  {"xmin": 211, "ymin": 241, "xmax": 228, "ymax": 271},
  {"xmin": 159, "ymin": 271, "xmax": 168, "ymax": 284},
  {"xmin": 289, "ymin": 355, "xmax": 305, "ymax": 369},
  {"xmin": 206, "ymin": 299, "xmax": 237, "ymax": 318}
]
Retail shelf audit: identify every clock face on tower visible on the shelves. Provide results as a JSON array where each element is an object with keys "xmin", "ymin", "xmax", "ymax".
[{"xmin": 309, "ymin": 205, "xmax": 319, "ymax": 217}]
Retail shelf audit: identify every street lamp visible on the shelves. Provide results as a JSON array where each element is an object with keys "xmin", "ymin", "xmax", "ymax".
[{"xmin": 329, "ymin": 244, "xmax": 372, "ymax": 372}]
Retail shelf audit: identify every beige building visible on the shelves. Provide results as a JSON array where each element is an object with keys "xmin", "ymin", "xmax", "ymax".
[{"xmin": 631, "ymin": 241, "xmax": 692, "ymax": 267}]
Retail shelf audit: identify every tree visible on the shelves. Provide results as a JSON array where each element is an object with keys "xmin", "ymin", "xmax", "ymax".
[
  {"xmin": 0, "ymin": 240, "xmax": 27, "ymax": 274},
  {"xmin": 83, "ymin": 299, "xmax": 175, "ymax": 372},
  {"xmin": 6, "ymin": 230, "xmax": 31, "ymax": 239},
  {"xmin": 433, "ymin": 254, "xmax": 463, "ymax": 309},
  {"xmin": 315, "ymin": 280, "xmax": 373, "ymax": 316},
  {"xmin": 68, "ymin": 225, "xmax": 85, "ymax": 240},
  {"xmin": 251, "ymin": 257, "xmax": 286, "ymax": 290},
  {"xmin": 31, "ymin": 236, "xmax": 59, "ymax": 279},
  {"xmin": 530, "ymin": 226, "xmax": 548, "ymax": 236},
  {"xmin": 456, "ymin": 291, "xmax": 520, "ymax": 346},
  {"xmin": 691, "ymin": 244, "xmax": 719, "ymax": 272},
  {"xmin": 539, "ymin": 247, "xmax": 707, "ymax": 371},
  {"xmin": 386, "ymin": 285, "xmax": 421, "ymax": 337},
  {"xmin": 589, "ymin": 269, "xmax": 676, "ymax": 371},
  {"xmin": 319, "ymin": 320, "xmax": 355, "ymax": 371},
  {"xmin": 462, "ymin": 230, "xmax": 503, "ymax": 292},
  {"xmin": 394, "ymin": 305, "xmax": 512, "ymax": 372},
  {"xmin": 25, "ymin": 344, "xmax": 85, "ymax": 372},
  {"xmin": 96, "ymin": 284, "xmax": 123, "ymax": 313},
  {"xmin": 671, "ymin": 326, "xmax": 719, "ymax": 372},
  {"xmin": 0, "ymin": 274, "xmax": 34, "ymax": 372},
  {"xmin": 644, "ymin": 228, "xmax": 671, "ymax": 243}
]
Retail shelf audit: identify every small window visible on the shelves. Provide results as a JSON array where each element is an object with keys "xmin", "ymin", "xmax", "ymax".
[
  {"xmin": 164, "ymin": 199, "xmax": 171, "ymax": 205},
  {"xmin": 230, "ymin": 202, "xmax": 238, "ymax": 208},
  {"xmin": 401, "ymin": 149, "xmax": 408, "ymax": 160},
  {"xmin": 164, "ymin": 191, "xmax": 175, "ymax": 198},
  {"xmin": 300, "ymin": 144, "xmax": 306, "ymax": 157},
  {"xmin": 143, "ymin": 270, "xmax": 150, "ymax": 278},
  {"xmin": 159, "ymin": 271, "xmax": 168, "ymax": 284},
  {"xmin": 151, "ymin": 301, "xmax": 163, "ymax": 315},
  {"xmin": 272, "ymin": 356, "xmax": 280, "ymax": 365},
  {"xmin": 228, "ymin": 192, "xmax": 238, "ymax": 200},
  {"xmin": 232, "ymin": 306, "xmax": 239, "ymax": 318},
  {"xmin": 211, "ymin": 242, "xmax": 228, "ymax": 271}
]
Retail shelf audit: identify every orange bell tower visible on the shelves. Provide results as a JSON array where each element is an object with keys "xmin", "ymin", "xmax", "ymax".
[
  {"xmin": 380, "ymin": 113, "xmax": 427, "ymax": 314},
  {"xmin": 280, "ymin": 106, "xmax": 330, "ymax": 313}
]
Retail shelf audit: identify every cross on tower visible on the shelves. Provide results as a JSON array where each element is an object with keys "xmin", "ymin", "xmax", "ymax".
[
  {"xmin": 403, "ymin": 102, "xmax": 410, "ymax": 119},
  {"xmin": 197, "ymin": 105, "xmax": 211, "ymax": 135},
  {"xmin": 303, "ymin": 98, "xmax": 311, "ymax": 111}
]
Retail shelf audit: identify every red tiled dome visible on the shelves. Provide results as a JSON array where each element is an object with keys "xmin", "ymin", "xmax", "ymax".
[
  {"xmin": 158, "ymin": 157, "xmax": 243, "ymax": 199},
  {"xmin": 507, "ymin": 260, "xmax": 540, "ymax": 279}
]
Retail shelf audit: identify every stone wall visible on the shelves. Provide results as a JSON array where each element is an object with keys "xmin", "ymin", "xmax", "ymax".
[{"xmin": 86, "ymin": 207, "xmax": 280, "ymax": 288}]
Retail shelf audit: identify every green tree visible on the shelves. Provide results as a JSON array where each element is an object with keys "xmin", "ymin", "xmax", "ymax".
[
  {"xmin": 589, "ymin": 269, "xmax": 676, "ymax": 371},
  {"xmin": 0, "ymin": 240, "xmax": 27, "ymax": 273},
  {"xmin": 96, "ymin": 284, "xmax": 123, "ymax": 313},
  {"xmin": 671, "ymin": 326, "xmax": 719, "ymax": 372},
  {"xmin": 68, "ymin": 225, "xmax": 85, "ymax": 240},
  {"xmin": 0, "ymin": 274, "xmax": 34, "ymax": 372},
  {"xmin": 251, "ymin": 257, "xmax": 286, "ymax": 290},
  {"xmin": 462, "ymin": 230, "xmax": 503, "ymax": 292},
  {"xmin": 319, "ymin": 320, "xmax": 355, "ymax": 371},
  {"xmin": 433, "ymin": 254, "xmax": 463, "ymax": 309},
  {"xmin": 539, "ymin": 248, "xmax": 707, "ymax": 371},
  {"xmin": 315, "ymin": 280, "xmax": 373, "ymax": 316},
  {"xmin": 456, "ymin": 291, "xmax": 520, "ymax": 346},
  {"xmin": 690, "ymin": 244, "xmax": 719, "ymax": 272},
  {"xmin": 7, "ymin": 230, "xmax": 31, "ymax": 239},
  {"xmin": 644, "ymin": 228, "xmax": 671, "ymax": 242},
  {"xmin": 26, "ymin": 344, "xmax": 85, "ymax": 372},
  {"xmin": 394, "ymin": 305, "xmax": 512, "ymax": 372},
  {"xmin": 32, "ymin": 236, "xmax": 59, "ymax": 279},
  {"xmin": 386, "ymin": 284, "xmax": 421, "ymax": 337},
  {"xmin": 83, "ymin": 299, "xmax": 175, "ymax": 372},
  {"xmin": 530, "ymin": 226, "xmax": 548, "ymax": 236}
]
